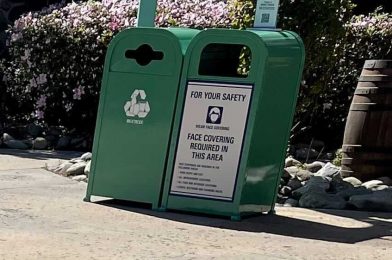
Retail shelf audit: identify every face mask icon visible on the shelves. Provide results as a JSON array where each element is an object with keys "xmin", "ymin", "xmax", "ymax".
[{"xmin": 207, "ymin": 106, "xmax": 223, "ymax": 124}]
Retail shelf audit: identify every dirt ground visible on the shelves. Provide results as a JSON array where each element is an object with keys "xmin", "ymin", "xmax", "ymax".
[{"xmin": 0, "ymin": 149, "xmax": 391, "ymax": 259}]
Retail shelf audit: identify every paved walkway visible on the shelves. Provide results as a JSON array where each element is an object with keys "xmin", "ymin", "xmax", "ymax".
[{"xmin": 0, "ymin": 149, "xmax": 391, "ymax": 259}]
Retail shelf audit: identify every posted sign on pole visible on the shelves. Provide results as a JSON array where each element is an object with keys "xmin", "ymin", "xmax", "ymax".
[{"xmin": 254, "ymin": 0, "xmax": 280, "ymax": 29}]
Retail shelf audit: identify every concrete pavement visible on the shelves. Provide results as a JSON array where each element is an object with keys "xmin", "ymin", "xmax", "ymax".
[{"xmin": 0, "ymin": 149, "xmax": 391, "ymax": 259}]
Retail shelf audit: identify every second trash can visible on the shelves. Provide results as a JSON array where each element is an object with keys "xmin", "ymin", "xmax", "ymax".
[
  {"xmin": 85, "ymin": 28, "xmax": 199, "ymax": 209},
  {"xmin": 160, "ymin": 29, "xmax": 305, "ymax": 220}
]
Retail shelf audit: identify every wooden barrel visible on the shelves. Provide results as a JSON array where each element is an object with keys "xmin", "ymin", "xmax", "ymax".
[{"xmin": 341, "ymin": 60, "xmax": 392, "ymax": 181}]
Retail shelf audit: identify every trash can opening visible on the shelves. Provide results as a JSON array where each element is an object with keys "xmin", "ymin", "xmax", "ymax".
[
  {"xmin": 125, "ymin": 44, "xmax": 164, "ymax": 66},
  {"xmin": 198, "ymin": 43, "xmax": 251, "ymax": 78}
]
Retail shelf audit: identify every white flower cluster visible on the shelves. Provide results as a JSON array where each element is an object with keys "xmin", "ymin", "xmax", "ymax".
[{"xmin": 1, "ymin": 0, "xmax": 231, "ymax": 126}]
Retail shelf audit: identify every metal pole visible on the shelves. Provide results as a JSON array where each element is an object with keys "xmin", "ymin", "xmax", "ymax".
[{"xmin": 137, "ymin": 0, "xmax": 158, "ymax": 27}]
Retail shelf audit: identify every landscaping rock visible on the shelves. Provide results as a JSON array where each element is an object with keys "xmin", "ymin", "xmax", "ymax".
[
  {"xmin": 81, "ymin": 152, "xmax": 92, "ymax": 161},
  {"xmin": 336, "ymin": 186, "xmax": 372, "ymax": 200},
  {"xmin": 299, "ymin": 191, "xmax": 347, "ymax": 210},
  {"xmin": 377, "ymin": 176, "xmax": 392, "ymax": 186},
  {"xmin": 48, "ymin": 127, "xmax": 62, "ymax": 137},
  {"xmin": 372, "ymin": 185, "xmax": 390, "ymax": 191},
  {"xmin": 65, "ymin": 162, "xmax": 87, "ymax": 176},
  {"xmin": 72, "ymin": 175, "xmax": 88, "ymax": 182},
  {"xmin": 45, "ymin": 163, "xmax": 59, "ymax": 173},
  {"xmin": 284, "ymin": 166, "xmax": 299, "ymax": 177},
  {"xmin": 22, "ymin": 139, "xmax": 33, "ymax": 149},
  {"xmin": 314, "ymin": 163, "xmax": 340, "ymax": 179},
  {"xmin": 285, "ymin": 157, "xmax": 301, "ymax": 167},
  {"xmin": 4, "ymin": 139, "xmax": 28, "ymax": 150},
  {"xmin": 280, "ymin": 186, "xmax": 292, "ymax": 196},
  {"xmin": 70, "ymin": 158, "xmax": 84, "ymax": 164},
  {"xmin": 45, "ymin": 135, "xmax": 58, "ymax": 146},
  {"xmin": 285, "ymin": 167, "xmax": 313, "ymax": 181},
  {"xmin": 362, "ymin": 180, "xmax": 384, "ymax": 190},
  {"xmin": 292, "ymin": 176, "xmax": 330, "ymax": 199},
  {"xmin": 26, "ymin": 123, "xmax": 43, "ymax": 137},
  {"xmin": 343, "ymin": 177, "xmax": 362, "ymax": 187},
  {"xmin": 286, "ymin": 178, "xmax": 303, "ymax": 191},
  {"xmin": 56, "ymin": 136, "xmax": 71, "ymax": 150},
  {"xmin": 33, "ymin": 137, "xmax": 48, "ymax": 150},
  {"xmin": 283, "ymin": 199, "xmax": 299, "ymax": 207},
  {"xmin": 329, "ymin": 177, "xmax": 354, "ymax": 193},
  {"xmin": 276, "ymin": 194, "xmax": 289, "ymax": 204},
  {"xmin": 3, "ymin": 133, "xmax": 14, "ymax": 142},
  {"xmin": 281, "ymin": 170, "xmax": 292, "ymax": 181},
  {"xmin": 295, "ymin": 169, "xmax": 313, "ymax": 182},
  {"xmin": 304, "ymin": 161, "xmax": 325, "ymax": 173},
  {"xmin": 84, "ymin": 161, "xmax": 91, "ymax": 176},
  {"xmin": 295, "ymin": 147, "xmax": 319, "ymax": 160},
  {"xmin": 70, "ymin": 137, "xmax": 88, "ymax": 149},
  {"xmin": 59, "ymin": 162, "xmax": 74, "ymax": 175},
  {"xmin": 349, "ymin": 189, "xmax": 392, "ymax": 212}
]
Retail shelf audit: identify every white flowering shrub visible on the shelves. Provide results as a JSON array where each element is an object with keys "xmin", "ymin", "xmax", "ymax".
[
  {"xmin": 1, "ymin": 0, "xmax": 230, "ymax": 130},
  {"xmin": 326, "ymin": 11, "xmax": 392, "ymax": 133}
]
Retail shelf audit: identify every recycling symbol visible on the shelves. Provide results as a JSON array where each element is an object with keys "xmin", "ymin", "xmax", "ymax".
[{"xmin": 124, "ymin": 89, "xmax": 151, "ymax": 118}]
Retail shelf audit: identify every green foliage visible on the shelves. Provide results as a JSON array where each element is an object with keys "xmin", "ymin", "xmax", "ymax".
[
  {"xmin": 332, "ymin": 149, "xmax": 343, "ymax": 166},
  {"xmin": 327, "ymin": 11, "xmax": 392, "ymax": 133},
  {"xmin": 0, "ymin": 0, "xmax": 230, "ymax": 130},
  {"xmin": 2, "ymin": 0, "xmax": 392, "ymax": 145}
]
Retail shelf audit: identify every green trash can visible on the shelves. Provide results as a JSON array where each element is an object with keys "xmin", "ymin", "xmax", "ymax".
[
  {"xmin": 160, "ymin": 29, "xmax": 305, "ymax": 220},
  {"xmin": 85, "ymin": 28, "xmax": 199, "ymax": 209}
]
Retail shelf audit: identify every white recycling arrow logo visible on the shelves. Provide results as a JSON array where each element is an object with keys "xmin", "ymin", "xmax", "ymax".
[{"xmin": 124, "ymin": 89, "xmax": 151, "ymax": 118}]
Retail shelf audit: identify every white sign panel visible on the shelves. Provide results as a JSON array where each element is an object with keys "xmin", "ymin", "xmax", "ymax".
[
  {"xmin": 170, "ymin": 81, "xmax": 253, "ymax": 201},
  {"xmin": 254, "ymin": 0, "xmax": 280, "ymax": 28}
]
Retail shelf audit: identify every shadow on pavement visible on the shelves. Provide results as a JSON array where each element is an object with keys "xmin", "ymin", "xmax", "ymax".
[
  {"xmin": 96, "ymin": 199, "xmax": 392, "ymax": 244},
  {"xmin": 0, "ymin": 149, "xmax": 82, "ymax": 160}
]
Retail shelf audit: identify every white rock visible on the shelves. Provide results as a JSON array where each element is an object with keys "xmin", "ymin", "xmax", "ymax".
[
  {"xmin": 45, "ymin": 161, "xmax": 62, "ymax": 172},
  {"xmin": 314, "ymin": 163, "xmax": 340, "ymax": 178},
  {"xmin": 362, "ymin": 180, "xmax": 384, "ymax": 190},
  {"xmin": 72, "ymin": 175, "xmax": 88, "ymax": 182},
  {"xmin": 33, "ymin": 137, "xmax": 48, "ymax": 150},
  {"xmin": 305, "ymin": 161, "xmax": 326, "ymax": 173},
  {"xmin": 284, "ymin": 166, "xmax": 313, "ymax": 181},
  {"xmin": 343, "ymin": 177, "xmax": 362, "ymax": 187},
  {"xmin": 70, "ymin": 158, "xmax": 84, "ymax": 164},
  {"xmin": 3, "ymin": 133, "xmax": 14, "ymax": 142},
  {"xmin": 372, "ymin": 185, "xmax": 390, "ymax": 191},
  {"xmin": 59, "ymin": 162, "xmax": 74, "ymax": 175},
  {"xmin": 65, "ymin": 162, "xmax": 87, "ymax": 176},
  {"xmin": 285, "ymin": 157, "xmax": 301, "ymax": 167},
  {"xmin": 296, "ymin": 169, "xmax": 313, "ymax": 181},
  {"xmin": 81, "ymin": 152, "xmax": 92, "ymax": 161},
  {"xmin": 84, "ymin": 161, "xmax": 91, "ymax": 176}
]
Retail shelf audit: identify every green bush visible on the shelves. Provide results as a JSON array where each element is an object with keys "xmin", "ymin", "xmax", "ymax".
[
  {"xmin": 230, "ymin": 2, "xmax": 392, "ymax": 147},
  {"xmin": 2, "ymin": 0, "xmax": 391, "ymax": 148},
  {"xmin": 327, "ymin": 10, "xmax": 392, "ymax": 135},
  {"xmin": 0, "ymin": 0, "xmax": 230, "ymax": 131},
  {"xmin": 229, "ymin": 0, "xmax": 355, "ymax": 146}
]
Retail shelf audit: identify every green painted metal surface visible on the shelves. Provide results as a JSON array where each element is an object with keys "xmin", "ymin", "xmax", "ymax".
[
  {"xmin": 85, "ymin": 28, "xmax": 199, "ymax": 208},
  {"xmin": 161, "ymin": 29, "xmax": 305, "ymax": 219},
  {"xmin": 136, "ymin": 0, "xmax": 158, "ymax": 27}
]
